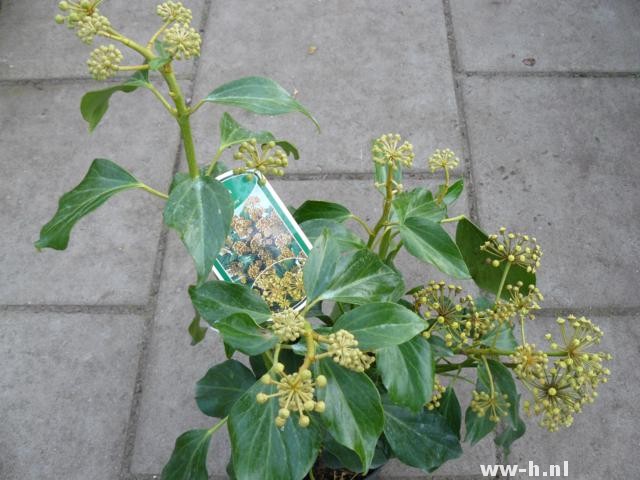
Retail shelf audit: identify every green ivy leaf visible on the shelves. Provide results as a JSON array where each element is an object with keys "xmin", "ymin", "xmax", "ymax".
[
  {"xmin": 204, "ymin": 76, "xmax": 319, "ymax": 131},
  {"xmin": 188, "ymin": 313, "xmax": 207, "ymax": 346},
  {"xmin": 304, "ymin": 231, "xmax": 404, "ymax": 305},
  {"xmin": 428, "ymin": 336, "xmax": 455, "ymax": 358},
  {"xmin": 464, "ymin": 361, "xmax": 497, "ymax": 445},
  {"xmin": 315, "ymin": 359, "xmax": 384, "ymax": 472},
  {"xmin": 456, "ymin": 218, "xmax": 536, "ymax": 299},
  {"xmin": 195, "ymin": 360, "xmax": 255, "ymax": 418},
  {"xmin": 80, "ymin": 71, "xmax": 149, "ymax": 131},
  {"xmin": 218, "ymin": 112, "xmax": 276, "ymax": 150},
  {"xmin": 443, "ymin": 179, "xmax": 464, "ymax": 206},
  {"xmin": 320, "ymin": 435, "xmax": 390, "ymax": 474},
  {"xmin": 275, "ymin": 140, "xmax": 300, "ymax": 160},
  {"xmin": 300, "ymin": 219, "xmax": 365, "ymax": 251},
  {"xmin": 332, "ymin": 303, "xmax": 425, "ymax": 350},
  {"xmin": 293, "ymin": 200, "xmax": 351, "ymax": 224},
  {"xmin": 35, "ymin": 158, "xmax": 143, "ymax": 250},
  {"xmin": 190, "ymin": 281, "xmax": 272, "ymax": 326},
  {"xmin": 228, "ymin": 381, "xmax": 322, "ymax": 480},
  {"xmin": 377, "ymin": 336, "xmax": 434, "ymax": 411},
  {"xmin": 149, "ymin": 40, "xmax": 172, "ymax": 70},
  {"xmin": 215, "ymin": 313, "xmax": 278, "ymax": 356},
  {"xmin": 163, "ymin": 175, "xmax": 233, "ymax": 284},
  {"xmin": 480, "ymin": 322, "xmax": 518, "ymax": 351},
  {"xmin": 397, "ymin": 216, "xmax": 470, "ymax": 279},
  {"xmin": 392, "ymin": 188, "xmax": 446, "ymax": 223},
  {"xmin": 383, "ymin": 401, "xmax": 462, "ymax": 473},
  {"xmin": 160, "ymin": 429, "xmax": 214, "ymax": 480},
  {"xmin": 437, "ymin": 387, "xmax": 462, "ymax": 439}
]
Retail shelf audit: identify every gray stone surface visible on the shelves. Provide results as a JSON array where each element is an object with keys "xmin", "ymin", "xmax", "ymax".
[
  {"xmin": 0, "ymin": 0, "xmax": 205, "ymax": 80},
  {"xmin": 507, "ymin": 316, "xmax": 640, "ymax": 480},
  {"xmin": 189, "ymin": 0, "xmax": 462, "ymax": 174},
  {"xmin": 0, "ymin": 311, "xmax": 144, "ymax": 480},
  {"xmin": 0, "ymin": 82, "xmax": 179, "ymax": 305},
  {"xmin": 450, "ymin": 0, "xmax": 640, "ymax": 72},
  {"xmin": 462, "ymin": 76, "xmax": 640, "ymax": 309}
]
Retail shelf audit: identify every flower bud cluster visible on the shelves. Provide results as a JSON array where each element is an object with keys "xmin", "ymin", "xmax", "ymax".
[
  {"xmin": 56, "ymin": 1, "xmax": 110, "ymax": 44},
  {"xmin": 503, "ymin": 281, "xmax": 543, "ymax": 321},
  {"xmin": 511, "ymin": 343, "xmax": 548, "ymax": 381},
  {"xmin": 156, "ymin": 1, "xmax": 193, "ymax": 24},
  {"xmin": 256, "ymin": 365, "xmax": 327, "ymax": 428},
  {"xmin": 270, "ymin": 308, "xmax": 305, "ymax": 342},
  {"xmin": 87, "ymin": 44, "xmax": 123, "ymax": 80},
  {"xmin": 428, "ymin": 148, "xmax": 459, "ymax": 173},
  {"xmin": 481, "ymin": 227, "xmax": 543, "ymax": 273},
  {"xmin": 325, "ymin": 330, "xmax": 374, "ymax": 372},
  {"xmin": 426, "ymin": 377, "xmax": 447, "ymax": 410},
  {"xmin": 233, "ymin": 139, "xmax": 289, "ymax": 181},
  {"xmin": 163, "ymin": 22, "xmax": 202, "ymax": 59},
  {"xmin": 371, "ymin": 133, "xmax": 415, "ymax": 168},
  {"xmin": 471, "ymin": 390, "xmax": 510, "ymax": 423}
]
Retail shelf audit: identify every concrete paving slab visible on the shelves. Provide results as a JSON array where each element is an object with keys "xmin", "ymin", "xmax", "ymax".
[
  {"xmin": 506, "ymin": 315, "xmax": 640, "ymax": 480},
  {"xmin": 0, "ymin": 0, "xmax": 205, "ymax": 80},
  {"xmin": 462, "ymin": 76, "xmax": 640, "ymax": 309},
  {"xmin": 0, "ymin": 82, "xmax": 180, "ymax": 304},
  {"xmin": 0, "ymin": 311, "xmax": 144, "ymax": 480},
  {"xmin": 450, "ymin": 0, "xmax": 640, "ymax": 72},
  {"xmin": 189, "ymin": 0, "xmax": 462, "ymax": 174}
]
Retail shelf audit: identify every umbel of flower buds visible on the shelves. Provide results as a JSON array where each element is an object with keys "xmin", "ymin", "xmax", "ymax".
[
  {"xmin": 371, "ymin": 133, "xmax": 415, "ymax": 168},
  {"xmin": 481, "ymin": 227, "xmax": 543, "ymax": 273},
  {"xmin": 163, "ymin": 23, "xmax": 202, "ymax": 59},
  {"xmin": 156, "ymin": 1, "xmax": 193, "ymax": 24},
  {"xmin": 256, "ymin": 365, "xmax": 327, "ymax": 428},
  {"xmin": 87, "ymin": 44, "xmax": 123, "ymax": 80},
  {"xmin": 270, "ymin": 308, "xmax": 305, "ymax": 342},
  {"xmin": 233, "ymin": 139, "xmax": 289, "ymax": 182},
  {"xmin": 428, "ymin": 148, "xmax": 459, "ymax": 173},
  {"xmin": 326, "ymin": 329, "xmax": 375, "ymax": 372}
]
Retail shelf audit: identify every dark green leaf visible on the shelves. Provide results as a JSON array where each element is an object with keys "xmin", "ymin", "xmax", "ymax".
[
  {"xmin": 275, "ymin": 140, "xmax": 299, "ymax": 160},
  {"xmin": 464, "ymin": 361, "xmax": 497, "ymax": 445},
  {"xmin": 383, "ymin": 401, "xmax": 462, "ymax": 473},
  {"xmin": 80, "ymin": 71, "xmax": 149, "ymax": 131},
  {"xmin": 333, "ymin": 303, "xmax": 425, "ymax": 350},
  {"xmin": 315, "ymin": 359, "xmax": 384, "ymax": 471},
  {"xmin": 149, "ymin": 41, "xmax": 172, "ymax": 70},
  {"xmin": 215, "ymin": 313, "xmax": 278, "ymax": 356},
  {"xmin": 164, "ymin": 175, "xmax": 233, "ymax": 283},
  {"xmin": 392, "ymin": 188, "xmax": 446, "ymax": 223},
  {"xmin": 229, "ymin": 381, "xmax": 322, "ymax": 480},
  {"xmin": 443, "ymin": 179, "xmax": 464, "ymax": 206},
  {"xmin": 218, "ymin": 112, "xmax": 276, "ymax": 151},
  {"xmin": 437, "ymin": 387, "xmax": 462, "ymax": 439},
  {"xmin": 377, "ymin": 336, "xmax": 434, "ymax": 411},
  {"xmin": 300, "ymin": 219, "xmax": 364, "ymax": 251},
  {"xmin": 321, "ymin": 435, "xmax": 390, "ymax": 473},
  {"xmin": 293, "ymin": 200, "xmax": 351, "ymax": 224},
  {"xmin": 456, "ymin": 218, "xmax": 536, "ymax": 299},
  {"xmin": 188, "ymin": 313, "xmax": 207, "ymax": 346},
  {"xmin": 480, "ymin": 322, "xmax": 518, "ymax": 351},
  {"xmin": 35, "ymin": 158, "xmax": 142, "ymax": 250},
  {"xmin": 304, "ymin": 231, "xmax": 404, "ymax": 305},
  {"xmin": 190, "ymin": 281, "xmax": 271, "ymax": 326},
  {"xmin": 161, "ymin": 429, "xmax": 213, "ymax": 480},
  {"xmin": 195, "ymin": 360, "xmax": 255, "ymax": 418},
  {"xmin": 204, "ymin": 76, "xmax": 319, "ymax": 130},
  {"xmin": 397, "ymin": 217, "xmax": 470, "ymax": 279},
  {"xmin": 428, "ymin": 336, "xmax": 455, "ymax": 358}
]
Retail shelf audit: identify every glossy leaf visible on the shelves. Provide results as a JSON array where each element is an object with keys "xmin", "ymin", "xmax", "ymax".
[
  {"xmin": 443, "ymin": 179, "xmax": 464, "ymax": 206},
  {"xmin": 228, "ymin": 381, "xmax": 322, "ymax": 480},
  {"xmin": 80, "ymin": 71, "xmax": 149, "ymax": 131},
  {"xmin": 428, "ymin": 336, "xmax": 455, "ymax": 358},
  {"xmin": 161, "ymin": 429, "xmax": 213, "ymax": 480},
  {"xmin": 188, "ymin": 313, "xmax": 207, "ymax": 346},
  {"xmin": 300, "ymin": 219, "xmax": 364, "ymax": 251},
  {"xmin": 397, "ymin": 216, "xmax": 470, "ymax": 279},
  {"xmin": 304, "ymin": 231, "xmax": 404, "ymax": 305},
  {"xmin": 456, "ymin": 218, "xmax": 536, "ymax": 299},
  {"xmin": 190, "ymin": 280, "xmax": 272, "ymax": 326},
  {"xmin": 437, "ymin": 387, "xmax": 462, "ymax": 439},
  {"xmin": 333, "ymin": 303, "xmax": 426, "ymax": 350},
  {"xmin": 321, "ymin": 435, "xmax": 390, "ymax": 474},
  {"xmin": 392, "ymin": 188, "xmax": 446, "ymax": 223},
  {"xmin": 480, "ymin": 322, "xmax": 518, "ymax": 351},
  {"xmin": 215, "ymin": 313, "xmax": 278, "ymax": 356},
  {"xmin": 293, "ymin": 200, "xmax": 351, "ymax": 224},
  {"xmin": 204, "ymin": 76, "xmax": 319, "ymax": 130},
  {"xmin": 377, "ymin": 336, "xmax": 434, "ymax": 411},
  {"xmin": 315, "ymin": 359, "xmax": 384, "ymax": 471},
  {"xmin": 383, "ymin": 401, "xmax": 462, "ymax": 473},
  {"xmin": 275, "ymin": 140, "xmax": 299, "ymax": 160},
  {"xmin": 195, "ymin": 360, "xmax": 256, "ymax": 418},
  {"xmin": 35, "ymin": 158, "xmax": 142, "ymax": 250},
  {"xmin": 164, "ymin": 175, "xmax": 233, "ymax": 283},
  {"xmin": 218, "ymin": 112, "xmax": 276, "ymax": 150}
]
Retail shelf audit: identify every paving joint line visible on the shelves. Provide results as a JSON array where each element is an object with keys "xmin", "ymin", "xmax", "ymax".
[
  {"xmin": 0, "ymin": 304, "xmax": 147, "ymax": 315},
  {"xmin": 442, "ymin": 0, "xmax": 480, "ymax": 226},
  {"xmin": 119, "ymin": 1, "xmax": 214, "ymax": 477},
  {"xmin": 278, "ymin": 170, "xmax": 440, "ymax": 181},
  {"xmin": 460, "ymin": 70, "xmax": 640, "ymax": 79},
  {"xmin": 537, "ymin": 306, "xmax": 640, "ymax": 318},
  {"xmin": 0, "ymin": 74, "xmax": 193, "ymax": 88}
]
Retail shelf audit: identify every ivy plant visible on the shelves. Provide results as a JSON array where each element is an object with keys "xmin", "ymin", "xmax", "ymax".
[{"xmin": 38, "ymin": 2, "xmax": 612, "ymax": 480}]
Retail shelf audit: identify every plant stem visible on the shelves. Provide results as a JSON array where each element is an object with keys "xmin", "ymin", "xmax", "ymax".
[
  {"xmin": 139, "ymin": 183, "xmax": 169, "ymax": 200},
  {"xmin": 117, "ymin": 65, "xmax": 150, "ymax": 71},
  {"xmin": 349, "ymin": 214, "xmax": 374, "ymax": 237},
  {"xmin": 205, "ymin": 148, "xmax": 224, "ymax": 176},
  {"xmin": 495, "ymin": 262, "xmax": 511, "ymax": 303},
  {"xmin": 367, "ymin": 163, "xmax": 396, "ymax": 248},
  {"xmin": 147, "ymin": 20, "xmax": 172, "ymax": 49},
  {"xmin": 440, "ymin": 214, "xmax": 466, "ymax": 224},
  {"xmin": 146, "ymin": 82, "xmax": 177, "ymax": 116},
  {"xmin": 207, "ymin": 417, "xmax": 228, "ymax": 436}
]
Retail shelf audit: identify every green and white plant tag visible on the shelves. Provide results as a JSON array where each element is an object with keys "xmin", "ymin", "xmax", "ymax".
[{"xmin": 213, "ymin": 170, "xmax": 312, "ymax": 312}]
